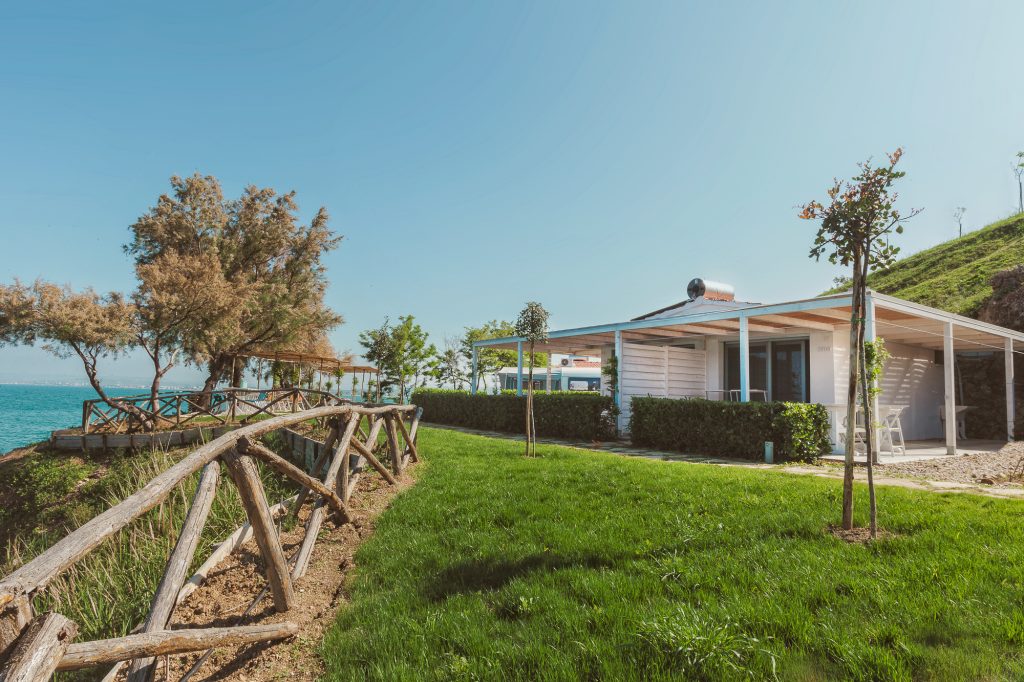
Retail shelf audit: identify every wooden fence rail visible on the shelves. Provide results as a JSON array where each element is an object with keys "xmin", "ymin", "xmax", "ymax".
[
  {"xmin": 81, "ymin": 387, "xmax": 348, "ymax": 435},
  {"xmin": 0, "ymin": 402, "xmax": 423, "ymax": 681}
]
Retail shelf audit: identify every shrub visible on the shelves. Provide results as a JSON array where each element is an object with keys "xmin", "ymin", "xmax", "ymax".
[
  {"xmin": 629, "ymin": 397, "xmax": 831, "ymax": 462},
  {"xmin": 411, "ymin": 389, "xmax": 616, "ymax": 441}
]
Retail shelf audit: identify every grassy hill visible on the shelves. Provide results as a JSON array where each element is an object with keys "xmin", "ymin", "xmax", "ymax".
[{"xmin": 833, "ymin": 212, "xmax": 1024, "ymax": 316}]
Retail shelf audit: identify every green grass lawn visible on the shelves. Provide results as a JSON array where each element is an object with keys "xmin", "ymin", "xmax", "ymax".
[{"xmin": 321, "ymin": 427, "xmax": 1024, "ymax": 681}]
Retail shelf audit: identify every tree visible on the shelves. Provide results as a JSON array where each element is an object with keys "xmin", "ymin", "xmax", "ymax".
[
  {"xmin": 359, "ymin": 316, "xmax": 435, "ymax": 403},
  {"xmin": 430, "ymin": 337, "xmax": 467, "ymax": 389},
  {"xmin": 514, "ymin": 302, "xmax": 549, "ymax": 457},
  {"xmin": 1015, "ymin": 152, "xmax": 1024, "ymax": 214},
  {"xmin": 800, "ymin": 148, "xmax": 919, "ymax": 537},
  {"xmin": 0, "ymin": 280, "xmax": 146, "ymax": 423},
  {"xmin": 461, "ymin": 320, "xmax": 546, "ymax": 391},
  {"xmin": 124, "ymin": 174, "xmax": 342, "ymax": 401},
  {"xmin": 953, "ymin": 206, "xmax": 966, "ymax": 238},
  {"xmin": 133, "ymin": 251, "xmax": 244, "ymax": 416}
]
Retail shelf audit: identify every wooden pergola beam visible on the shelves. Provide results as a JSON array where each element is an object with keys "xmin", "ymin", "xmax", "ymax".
[{"xmin": 749, "ymin": 313, "xmax": 835, "ymax": 331}]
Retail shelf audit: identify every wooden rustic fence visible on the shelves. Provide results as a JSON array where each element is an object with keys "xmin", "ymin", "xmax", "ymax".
[
  {"xmin": 82, "ymin": 387, "xmax": 345, "ymax": 434},
  {"xmin": 0, "ymin": 402, "xmax": 422, "ymax": 681}
]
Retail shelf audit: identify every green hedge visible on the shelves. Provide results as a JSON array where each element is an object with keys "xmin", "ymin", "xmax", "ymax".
[
  {"xmin": 629, "ymin": 397, "xmax": 831, "ymax": 462},
  {"xmin": 411, "ymin": 389, "xmax": 617, "ymax": 441}
]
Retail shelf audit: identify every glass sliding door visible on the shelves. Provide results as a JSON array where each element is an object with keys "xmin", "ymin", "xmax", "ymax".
[
  {"xmin": 725, "ymin": 343, "xmax": 768, "ymax": 396},
  {"xmin": 725, "ymin": 338, "xmax": 809, "ymax": 402},
  {"xmin": 772, "ymin": 341, "xmax": 808, "ymax": 402}
]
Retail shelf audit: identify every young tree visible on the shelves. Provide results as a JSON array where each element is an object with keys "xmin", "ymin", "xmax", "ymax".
[
  {"xmin": 124, "ymin": 174, "xmax": 342, "ymax": 401},
  {"xmin": 953, "ymin": 206, "xmax": 966, "ymax": 238},
  {"xmin": 430, "ymin": 337, "xmax": 467, "ymax": 389},
  {"xmin": 1015, "ymin": 152, "xmax": 1024, "ymax": 214},
  {"xmin": 359, "ymin": 315, "xmax": 435, "ymax": 402},
  {"xmin": 800, "ymin": 148, "xmax": 919, "ymax": 537},
  {"xmin": 515, "ymin": 302, "xmax": 549, "ymax": 457},
  {"xmin": 0, "ymin": 280, "xmax": 146, "ymax": 423}
]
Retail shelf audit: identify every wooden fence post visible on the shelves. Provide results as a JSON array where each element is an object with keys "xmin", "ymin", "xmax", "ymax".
[
  {"xmin": 126, "ymin": 461, "xmax": 219, "ymax": 682},
  {"xmin": 222, "ymin": 450, "xmax": 295, "ymax": 613},
  {"xmin": 0, "ymin": 612, "xmax": 77, "ymax": 682},
  {"xmin": 0, "ymin": 596, "xmax": 33, "ymax": 663},
  {"xmin": 385, "ymin": 414, "xmax": 403, "ymax": 476}
]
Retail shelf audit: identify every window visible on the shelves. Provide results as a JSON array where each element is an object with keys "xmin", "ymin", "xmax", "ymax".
[{"xmin": 725, "ymin": 339, "xmax": 810, "ymax": 402}]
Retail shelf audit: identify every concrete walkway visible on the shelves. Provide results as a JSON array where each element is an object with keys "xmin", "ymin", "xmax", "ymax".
[{"xmin": 426, "ymin": 422, "xmax": 1024, "ymax": 501}]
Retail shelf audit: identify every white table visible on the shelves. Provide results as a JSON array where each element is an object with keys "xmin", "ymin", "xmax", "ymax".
[{"xmin": 939, "ymin": 405, "xmax": 973, "ymax": 440}]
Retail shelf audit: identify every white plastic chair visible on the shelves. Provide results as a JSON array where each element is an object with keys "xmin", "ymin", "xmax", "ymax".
[{"xmin": 880, "ymin": 405, "xmax": 906, "ymax": 455}]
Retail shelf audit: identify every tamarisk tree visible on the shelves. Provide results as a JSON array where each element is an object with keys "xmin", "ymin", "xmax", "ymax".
[
  {"xmin": 800, "ymin": 148, "xmax": 919, "ymax": 537},
  {"xmin": 125, "ymin": 174, "xmax": 342, "ymax": 401},
  {"xmin": 0, "ymin": 280, "xmax": 147, "ymax": 422},
  {"xmin": 515, "ymin": 302, "xmax": 549, "ymax": 457}
]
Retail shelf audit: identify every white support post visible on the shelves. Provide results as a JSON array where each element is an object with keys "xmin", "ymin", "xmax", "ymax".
[
  {"xmin": 614, "ymin": 330, "xmax": 623, "ymax": 410},
  {"xmin": 944, "ymin": 321, "xmax": 956, "ymax": 456},
  {"xmin": 1006, "ymin": 337, "xmax": 1015, "ymax": 442},
  {"xmin": 470, "ymin": 345, "xmax": 478, "ymax": 396},
  {"xmin": 738, "ymin": 315, "xmax": 750, "ymax": 402},
  {"xmin": 516, "ymin": 341, "xmax": 524, "ymax": 397},
  {"xmin": 865, "ymin": 294, "xmax": 882, "ymax": 461},
  {"xmin": 545, "ymin": 356, "xmax": 552, "ymax": 394}
]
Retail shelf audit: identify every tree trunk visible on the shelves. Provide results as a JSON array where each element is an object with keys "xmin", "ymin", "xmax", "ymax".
[
  {"xmin": 74, "ymin": 346, "xmax": 154, "ymax": 431},
  {"xmin": 525, "ymin": 342, "xmax": 535, "ymax": 456},
  {"xmin": 858, "ymin": 258, "xmax": 878, "ymax": 538},
  {"xmin": 198, "ymin": 355, "xmax": 230, "ymax": 408},
  {"xmin": 842, "ymin": 254, "xmax": 863, "ymax": 531}
]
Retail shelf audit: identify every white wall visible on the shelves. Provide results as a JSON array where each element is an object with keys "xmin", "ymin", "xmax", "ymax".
[
  {"xmin": 808, "ymin": 331, "xmax": 836, "ymax": 405},
  {"xmin": 831, "ymin": 329, "xmax": 944, "ymax": 441},
  {"xmin": 618, "ymin": 342, "xmax": 706, "ymax": 432}
]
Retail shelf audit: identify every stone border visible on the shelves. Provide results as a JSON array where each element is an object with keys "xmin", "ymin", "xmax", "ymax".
[
  {"xmin": 276, "ymin": 427, "xmax": 366, "ymax": 475},
  {"xmin": 49, "ymin": 425, "xmax": 241, "ymax": 452}
]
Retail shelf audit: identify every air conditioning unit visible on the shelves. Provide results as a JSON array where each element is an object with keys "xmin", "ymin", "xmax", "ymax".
[{"xmin": 560, "ymin": 358, "xmax": 571, "ymax": 366}]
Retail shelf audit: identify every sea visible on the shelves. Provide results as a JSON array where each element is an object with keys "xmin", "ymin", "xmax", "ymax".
[{"xmin": 0, "ymin": 384, "xmax": 156, "ymax": 454}]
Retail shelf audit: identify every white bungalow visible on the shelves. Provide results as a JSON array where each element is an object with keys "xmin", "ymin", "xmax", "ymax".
[{"xmin": 471, "ymin": 278, "xmax": 1024, "ymax": 458}]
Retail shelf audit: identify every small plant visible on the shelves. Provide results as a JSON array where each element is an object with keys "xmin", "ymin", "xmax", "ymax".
[{"xmin": 635, "ymin": 608, "xmax": 777, "ymax": 679}]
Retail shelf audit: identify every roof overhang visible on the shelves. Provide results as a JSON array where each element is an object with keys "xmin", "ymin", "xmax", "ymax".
[{"xmin": 472, "ymin": 291, "xmax": 1024, "ymax": 354}]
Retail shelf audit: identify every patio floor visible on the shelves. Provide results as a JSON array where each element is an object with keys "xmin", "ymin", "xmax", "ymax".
[{"xmin": 821, "ymin": 439, "xmax": 1007, "ymax": 464}]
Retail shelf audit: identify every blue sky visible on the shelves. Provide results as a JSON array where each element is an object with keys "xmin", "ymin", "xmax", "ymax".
[{"xmin": 2, "ymin": 1, "xmax": 1023, "ymax": 385}]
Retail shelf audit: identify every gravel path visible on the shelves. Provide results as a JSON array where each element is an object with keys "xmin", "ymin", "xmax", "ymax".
[{"xmin": 879, "ymin": 442, "xmax": 1024, "ymax": 487}]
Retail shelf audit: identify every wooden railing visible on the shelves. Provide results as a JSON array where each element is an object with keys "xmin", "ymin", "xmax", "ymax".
[
  {"xmin": 82, "ymin": 387, "xmax": 347, "ymax": 434},
  {"xmin": 0, "ymin": 402, "xmax": 422, "ymax": 681}
]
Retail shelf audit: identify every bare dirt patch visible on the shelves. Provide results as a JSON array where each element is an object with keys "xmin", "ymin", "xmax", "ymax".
[
  {"xmin": 155, "ymin": 466, "xmax": 417, "ymax": 682},
  {"xmin": 828, "ymin": 525, "xmax": 898, "ymax": 544}
]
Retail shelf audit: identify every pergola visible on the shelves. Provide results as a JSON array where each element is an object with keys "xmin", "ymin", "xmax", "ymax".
[
  {"xmin": 471, "ymin": 290, "xmax": 1024, "ymax": 455},
  {"xmin": 233, "ymin": 350, "xmax": 378, "ymax": 397}
]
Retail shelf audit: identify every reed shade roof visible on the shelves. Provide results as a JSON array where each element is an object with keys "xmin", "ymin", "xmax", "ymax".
[{"xmin": 236, "ymin": 350, "xmax": 377, "ymax": 374}]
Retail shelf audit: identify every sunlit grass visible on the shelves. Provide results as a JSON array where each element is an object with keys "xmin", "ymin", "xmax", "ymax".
[{"xmin": 321, "ymin": 427, "xmax": 1024, "ymax": 681}]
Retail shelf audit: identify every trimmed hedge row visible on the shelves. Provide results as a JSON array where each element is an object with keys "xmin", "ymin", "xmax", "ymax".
[
  {"xmin": 411, "ymin": 388, "xmax": 616, "ymax": 441},
  {"xmin": 629, "ymin": 397, "xmax": 831, "ymax": 462}
]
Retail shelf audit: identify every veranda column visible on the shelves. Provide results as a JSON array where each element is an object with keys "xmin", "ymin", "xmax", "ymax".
[
  {"xmin": 614, "ymin": 330, "xmax": 623, "ymax": 411},
  {"xmin": 470, "ymin": 345, "xmax": 479, "ymax": 396},
  {"xmin": 738, "ymin": 315, "xmax": 750, "ymax": 402},
  {"xmin": 943, "ymin": 321, "xmax": 957, "ymax": 455},
  {"xmin": 1006, "ymin": 338, "xmax": 1015, "ymax": 442},
  {"xmin": 516, "ymin": 340, "xmax": 524, "ymax": 397},
  {"xmin": 865, "ymin": 294, "xmax": 882, "ymax": 462}
]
